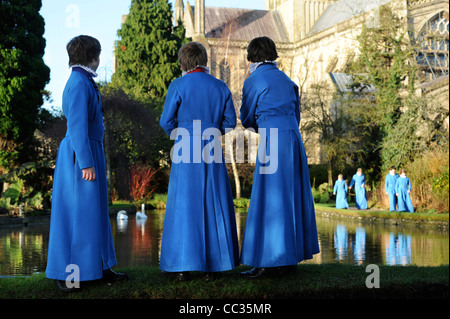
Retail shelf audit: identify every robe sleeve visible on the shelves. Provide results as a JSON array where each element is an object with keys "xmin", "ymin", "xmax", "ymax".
[
  {"xmin": 407, "ymin": 178, "xmax": 412, "ymax": 191},
  {"xmin": 240, "ymin": 80, "xmax": 259, "ymax": 131},
  {"xmin": 66, "ymin": 80, "xmax": 94, "ymax": 170},
  {"xmin": 349, "ymin": 176, "xmax": 355, "ymax": 188},
  {"xmin": 220, "ymin": 90, "xmax": 236, "ymax": 134},
  {"xmin": 160, "ymin": 82, "xmax": 181, "ymax": 136},
  {"xmin": 333, "ymin": 181, "xmax": 338, "ymax": 194},
  {"xmin": 385, "ymin": 175, "xmax": 389, "ymax": 192}
]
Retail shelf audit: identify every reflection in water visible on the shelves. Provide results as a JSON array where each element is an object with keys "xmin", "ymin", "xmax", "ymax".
[
  {"xmin": 386, "ymin": 233, "xmax": 412, "ymax": 266},
  {"xmin": 0, "ymin": 212, "xmax": 448, "ymax": 276}
]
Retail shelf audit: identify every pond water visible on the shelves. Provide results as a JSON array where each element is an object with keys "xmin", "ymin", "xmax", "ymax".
[{"xmin": 0, "ymin": 211, "xmax": 448, "ymax": 276}]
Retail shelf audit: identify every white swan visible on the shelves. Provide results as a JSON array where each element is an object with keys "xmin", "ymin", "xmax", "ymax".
[
  {"xmin": 136, "ymin": 211, "xmax": 147, "ymax": 219},
  {"xmin": 116, "ymin": 210, "xmax": 128, "ymax": 220}
]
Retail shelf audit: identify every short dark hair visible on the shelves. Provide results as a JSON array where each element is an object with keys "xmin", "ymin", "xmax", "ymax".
[
  {"xmin": 247, "ymin": 36, "xmax": 278, "ymax": 63},
  {"xmin": 66, "ymin": 35, "xmax": 101, "ymax": 66},
  {"xmin": 390, "ymin": 166, "xmax": 396, "ymax": 170},
  {"xmin": 178, "ymin": 42, "xmax": 208, "ymax": 71}
]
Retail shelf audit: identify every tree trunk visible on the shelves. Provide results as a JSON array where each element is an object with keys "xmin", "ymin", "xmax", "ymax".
[
  {"xmin": 327, "ymin": 160, "xmax": 333, "ymax": 187},
  {"xmin": 227, "ymin": 135, "xmax": 241, "ymax": 199}
]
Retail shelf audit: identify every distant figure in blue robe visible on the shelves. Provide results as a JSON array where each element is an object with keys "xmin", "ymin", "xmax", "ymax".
[
  {"xmin": 239, "ymin": 37, "xmax": 320, "ymax": 279},
  {"xmin": 46, "ymin": 36, "xmax": 128, "ymax": 292},
  {"xmin": 385, "ymin": 166, "xmax": 399, "ymax": 211},
  {"xmin": 159, "ymin": 42, "xmax": 239, "ymax": 280},
  {"xmin": 333, "ymin": 174, "xmax": 349, "ymax": 209},
  {"xmin": 395, "ymin": 169, "xmax": 414, "ymax": 212},
  {"xmin": 349, "ymin": 168, "xmax": 368, "ymax": 210}
]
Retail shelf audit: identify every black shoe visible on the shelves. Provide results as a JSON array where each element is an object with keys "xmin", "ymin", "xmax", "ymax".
[
  {"xmin": 54, "ymin": 279, "xmax": 81, "ymax": 293},
  {"xmin": 102, "ymin": 268, "xmax": 130, "ymax": 282},
  {"xmin": 240, "ymin": 267, "xmax": 261, "ymax": 277},
  {"xmin": 162, "ymin": 271, "xmax": 190, "ymax": 281},
  {"xmin": 174, "ymin": 272, "xmax": 190, "ymax": 281},
  {"xmin": 204, "ymin": 272, "xmax": 221, "ymax": 282},
  {"xmin": 242, "ymin": 267, "xmax": 283, "ymax": 279}
]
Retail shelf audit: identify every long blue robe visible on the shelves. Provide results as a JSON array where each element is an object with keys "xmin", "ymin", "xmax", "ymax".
[
  {"xmin": 385, "ymin": 173, "xmax": 399, "ymax": 211},
  {"xmin": 395, "ymin": 176, "xmax": 414, "ymax": 212},
  {"xmin": 239, "ymin": 63, "xmax": 320, "ymax": 268},
  {"xmin": 46, "ymin": 68, "xmax": 117, "ymax": 281},
  {"xmin": 159, "ymin": 70, "xmax": 239, "ymax": 272},
  {"xmin": 349, "ymin": 173, "xmax": 368, "ymax": 209},
  {"xmin": 333, "ymin": 179, "xmax": 349, "ymax": 209}
]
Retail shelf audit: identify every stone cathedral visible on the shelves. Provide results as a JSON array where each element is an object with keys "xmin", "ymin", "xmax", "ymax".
[{"xmin": 173, "ymin": 0, "xmax": 449, "ymax": 163}]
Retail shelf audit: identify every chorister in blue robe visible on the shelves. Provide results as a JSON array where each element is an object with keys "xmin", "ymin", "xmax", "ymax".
[
  {"xmin": 239, "ymin": 63, "xmax": 320, "ymax": 268},
  {"xmin": 159, "ymin": 69, "xmax": 239, "ymax": 272},
  {"xmin": 385, "ymin": 172, "xmax": 399, "ymax": 211},
  {"xmin": 395, "ymin": 176, "xmax": 414, "ymax": 212},
  {"xmin": 46, "ymin": 68, "xmax": 117, "ymax": 281},
  {"xmin": 349, "ymin": 173, "xmax": 368, "ymax": 210},
  {"xmin": 333, "ymin": 179, "xmax": 349, "ymax": 209}
]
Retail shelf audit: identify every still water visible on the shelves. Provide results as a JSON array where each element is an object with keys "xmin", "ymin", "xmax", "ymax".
[{"xmin": 0, "ymin": 211, "xmax": 448, "ymax": 276}]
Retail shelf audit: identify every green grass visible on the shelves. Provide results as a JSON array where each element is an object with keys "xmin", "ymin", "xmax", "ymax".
[
  {"xmin": 314, "ymin": 203, "xmax": 449, "ymax": 224},
  {"xmin": 0, "ymin": 264, "xmax": 447, "ymax": 299}
]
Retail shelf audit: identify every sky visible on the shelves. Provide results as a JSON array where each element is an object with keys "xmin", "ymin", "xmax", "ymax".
[{"xmin": 40, "ymin": 0, "xmax": 265, "ymax": 111}]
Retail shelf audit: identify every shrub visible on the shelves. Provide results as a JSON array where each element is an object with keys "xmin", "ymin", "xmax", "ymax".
[{"xmin": 129, "ymin": 162, "xmax": 159, "ymax": 202}]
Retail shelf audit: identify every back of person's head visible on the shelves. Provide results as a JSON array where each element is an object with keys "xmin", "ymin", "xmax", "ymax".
[
  {"xmin": 247, "ymin": 36, "xmax": 278, "ymax": 63},
  {"xmin": 66, "ymin": 35, "xmax": 101, "ymax": 67},
  {"xmin": 178, "ymin": 42, "xmax": 208, "ymax": 71}
]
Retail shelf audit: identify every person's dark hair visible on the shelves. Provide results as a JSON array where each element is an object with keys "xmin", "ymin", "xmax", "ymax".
[
  {"xmin": 390, "ymin": 166, "xmax": 396, "ymax": 170},
  {"xmin": 66, "ymin": 35, "xmax": 101, "ymax": 66},
  {"xmin": 178, "ymin": 42, "xmax": 208, "ymax": 71},
  {"xmin": 247, "ymin": 36, "xmax": 278, "ymax": 63}
]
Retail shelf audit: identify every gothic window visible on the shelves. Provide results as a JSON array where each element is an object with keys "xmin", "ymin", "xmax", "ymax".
[
  {"xmin": 416, "ymin": 11, "xmax": 449, "ymax": 80},
  {"xmin": 220, "ymin": 59, "xmax": 231, "ymax": 86}
]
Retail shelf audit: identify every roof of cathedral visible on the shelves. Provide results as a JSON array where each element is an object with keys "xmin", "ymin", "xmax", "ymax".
[
  {"xmin": 308, "ymin": 0, "xmax": 393, "ymax": 36},
  {"xmin": 197, "ymin": 6, "xmax": 290, "ymax": 42}
]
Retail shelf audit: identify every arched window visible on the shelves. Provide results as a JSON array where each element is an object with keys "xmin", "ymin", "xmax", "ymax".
[
  {"xmin": 220, "ymin": 59, "xmax": 231, "ymax": 86},
  {"xmin": 416, "ymin": 11, "xmax": 449, "ymax": 80}
]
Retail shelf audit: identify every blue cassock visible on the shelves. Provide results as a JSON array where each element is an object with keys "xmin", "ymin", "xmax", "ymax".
[
  {"xmin": 385, "ymin": 173, "xmax": 399, "ymax": 211},
  {"xmin": 239, "ymin": 63, "xmax": 320, "ymax": 268},
  {"xmin": 46, "ymin": 68, "xmax": 117, "ymax": 281},
  {"xmin": 333, "ymin": 179, "xmax": 349, "ymax": 209},
  {"xmin": 159, "ymin": 70, "xmax": 239, "ymax": 272},
  {"xmin": 395, "ymin": 177, "xmax": 414, "ymax": 212},
  {"xmin": 349, "ymin": 173, "xmax": 368, "ymax": 209}
]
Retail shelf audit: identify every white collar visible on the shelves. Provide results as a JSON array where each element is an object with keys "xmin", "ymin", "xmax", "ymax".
[
  {"xmin": 71, "ymin": 64, "xmax": 98, "ymax": 77},
  {"xmin": 182, "ymin": 65, "xmax": 210, "ymax": 76},
  {"xmin": 249, "ymin": 60, "xmax": 278, "ymax": 73}
]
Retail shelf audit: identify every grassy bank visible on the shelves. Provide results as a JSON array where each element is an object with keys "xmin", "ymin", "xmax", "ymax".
[
  {"xmin": 314, "ymin": 203, "xmax": 449, "ymax": 225},
  {"xmin": 0, "ymin": 264, "xmax": 447, "ymax": 300}
]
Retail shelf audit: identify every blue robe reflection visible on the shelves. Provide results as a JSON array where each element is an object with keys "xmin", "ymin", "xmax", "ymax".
[
  {"xmin": 239, "ymin": 63, "xmax": 320, "ymax": 268},
  {"xmin": 395, "ymin": 176, "xmax": 414, "ymax": 212},
  {"xmin": 46, "ymin": 68, "xmax": 117, "ymax": 281},
  {"xmin": 385, "ymin": 173, "xmax": 399, "ymax": 211},
  {"xmin": 159, "ymin": 70, "xmax": 239, "ymax": 272},
  {"xmin": 333, "ymin": 179, "xmax": 349, "ymax": 209},
  {"xmin": 349, "ymin": 173, "xmax": 368, "ymax": 209}
]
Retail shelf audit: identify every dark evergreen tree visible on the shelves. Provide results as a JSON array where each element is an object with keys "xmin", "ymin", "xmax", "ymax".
[
  {"xmin": 0, "ymin": 0, "xmax": 50, "ymax": 168},
  {"xmin": 112, "ymin": 0, "xmax": 188, "ymax": 114}
]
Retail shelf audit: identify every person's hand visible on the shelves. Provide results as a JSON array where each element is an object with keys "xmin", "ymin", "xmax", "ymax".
[
  {"xmin": 396, "ymin": 193, "xmax": 399, "ymax": 196},
  {"xmin": 82, "ymin": 167, "xmax": 96, "ymax": 181}
]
